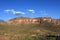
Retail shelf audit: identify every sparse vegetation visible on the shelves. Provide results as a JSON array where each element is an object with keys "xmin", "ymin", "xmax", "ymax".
[{"xmin": 0, "ymin": 17, "xmax": 60, "ymax": 40}]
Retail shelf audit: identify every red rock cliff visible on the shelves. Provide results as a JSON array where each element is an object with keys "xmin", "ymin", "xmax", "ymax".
[{"xmin": 7, "ymin": 17, "xmax": 60, "ymax": 25}]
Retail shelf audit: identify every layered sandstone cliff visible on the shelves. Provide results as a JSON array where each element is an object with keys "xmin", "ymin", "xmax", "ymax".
[{"xmin": 7, "ymin": 17, "xmax": 60, "ymax": 25}]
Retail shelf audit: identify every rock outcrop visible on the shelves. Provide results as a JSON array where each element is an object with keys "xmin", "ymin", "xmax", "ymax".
[{"xmin": 7, "ymin": 17, "xmax": 60, "ymax": 25}]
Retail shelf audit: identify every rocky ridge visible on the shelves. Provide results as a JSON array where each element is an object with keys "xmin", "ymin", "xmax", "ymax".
[{"xmin": 7, "ymin": 17, "xmax": 60, "ymax": 25}]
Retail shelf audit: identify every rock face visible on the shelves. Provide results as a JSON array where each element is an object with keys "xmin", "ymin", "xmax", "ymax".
[
  {"xmin": 7, "ymin": 18, "xmax": 40, "ymax": 24},
  {"xmin": 7, "ymin": 17, "xmax": 60, "ymax": 25}
]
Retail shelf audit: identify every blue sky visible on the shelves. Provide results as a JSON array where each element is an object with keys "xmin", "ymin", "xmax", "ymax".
[{"xmin": 0, "ymin": 0, "xmax": 60, "ymax": 21}]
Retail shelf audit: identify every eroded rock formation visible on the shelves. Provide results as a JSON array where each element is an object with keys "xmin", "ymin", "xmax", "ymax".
[{"xmin": 7, "ymin": 17, "xmax": 60, "ymax": 25}]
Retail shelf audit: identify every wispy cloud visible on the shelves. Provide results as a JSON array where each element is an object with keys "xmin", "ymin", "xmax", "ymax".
[
  {"xmin": 28, "ymin": 9, "xmax": 35, "ymax": 13},
  {"xmin": 4, "ymin": 9, "xmax": 48, "ymax": 17},
  {"xmin": 4, "ymin": 9, "xmax": 25, "ymax": 15},
  {"xmin": 14, "ymin": 11, "xmax": 25, "ymax": 14},
  {"xmin": 4, "ymin": 9, "xmax": 11, "ymax": 12},
  {"xmin": 40, "ymin": 10, "xmax": 48, "ymax": 17}
]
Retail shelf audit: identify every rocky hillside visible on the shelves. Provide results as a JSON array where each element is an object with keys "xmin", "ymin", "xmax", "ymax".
[
  {"xmin": 0, "ymin": 17, "xmax": 60, "ymax": 40},
  {"xmin": 0, "ymin": 19, "xmax": 6, "ymax": 25},
  {"xmin": 7, "ymin": 17, "xmax": 60, "ymax": 25}
]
